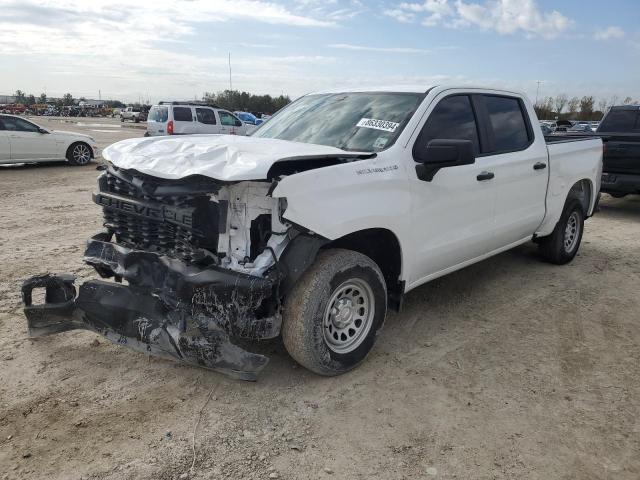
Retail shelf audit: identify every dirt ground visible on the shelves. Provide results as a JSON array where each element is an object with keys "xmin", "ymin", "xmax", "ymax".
[{"xmin": 1, "ymin": 117, "xmax": 639, "ymax": 480}]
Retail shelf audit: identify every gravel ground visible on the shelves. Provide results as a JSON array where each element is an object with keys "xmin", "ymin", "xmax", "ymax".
[{"xmin": 0, "ymin": 117, "xmax": 639, "ymax": 480}]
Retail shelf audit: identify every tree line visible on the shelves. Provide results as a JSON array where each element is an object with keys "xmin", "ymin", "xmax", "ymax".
[
  {"xmin": 534, "ymin": 94, "xmax": 638, "ymax": 121},
  {"xmin": 202, "ymin": 90, "xmax": 291, "ymax": 114},
  {"xmin": 7, "ymin": 89, "xmax": 291, "ymax": 114}
]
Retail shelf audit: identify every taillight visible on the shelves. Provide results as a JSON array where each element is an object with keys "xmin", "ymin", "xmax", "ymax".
[{"xmin": 167, "ymin": 120, "xmax": 174, "ymax": 135}]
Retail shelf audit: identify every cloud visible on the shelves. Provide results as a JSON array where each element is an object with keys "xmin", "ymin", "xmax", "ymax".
[
  {"xmin": 385, "ymin": 0, "xmax": 572, "ymax": 38},
  {"xmin": 594, "ymin": 26, "xmax": 625, "ymax": 41},
  {"xmin": 0, "ymin": 0, "xmax": 344, "ymax": 100},
  {"xmin": 329, "ymin": 43, "xmax": 431, "ymax": 53}
]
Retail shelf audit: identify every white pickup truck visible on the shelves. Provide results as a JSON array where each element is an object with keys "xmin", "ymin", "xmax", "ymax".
[{"xmin": 22, "ymin": 86, "xmax": 602, "ymax": 380}]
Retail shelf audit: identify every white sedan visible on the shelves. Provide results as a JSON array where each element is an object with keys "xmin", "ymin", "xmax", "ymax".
[{"xmin": 0, "ymin": 114, "xmax": 98, "ymax": 166}]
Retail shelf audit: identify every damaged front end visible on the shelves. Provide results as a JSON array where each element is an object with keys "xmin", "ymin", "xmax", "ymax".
[{"xmin": 21, "ymin": 164, "xmax": 300, "ymax": 381}]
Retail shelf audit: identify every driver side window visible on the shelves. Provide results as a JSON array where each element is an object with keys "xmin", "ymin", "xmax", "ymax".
[
  {"xmin": 219, "ymin": 111, "xmax": 239, "ymax": 126},
  {"xmin": 413, "ymin": 95, "xmax": 480, "ymax": 158},
  {"xmin": 2, "ymin": 117, "xmax": 40, "ymax": 132}
]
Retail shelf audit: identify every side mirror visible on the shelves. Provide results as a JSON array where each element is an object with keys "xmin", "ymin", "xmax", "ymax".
[
  {"xmin": 414, "ymin": 139, "xmax": 475, "ymax": 181},
  {"xmin": 38, "ymin": 127, "xmax": 49, "ymax": 134},
  {"xmin": 235, "ymin": 120, "xmax": 243, "ymax": 127}
]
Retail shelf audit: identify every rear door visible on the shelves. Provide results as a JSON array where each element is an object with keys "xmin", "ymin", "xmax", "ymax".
[
  {"xmin": 172, "ymin": 106, "xmax": 195, "ymax": 134},
  {"xmin": 195, "ymin": 107, "xmax": 220, "ymax": 134},
  {"xmin": 478, "ymin": 94, "xmax": 548, "ymax": 245}
]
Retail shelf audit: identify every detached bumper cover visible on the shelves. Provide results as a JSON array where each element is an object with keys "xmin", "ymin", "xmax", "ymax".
[{"xmin": 21, "ymin": 238, "xmax": 282, "ymax": 381}]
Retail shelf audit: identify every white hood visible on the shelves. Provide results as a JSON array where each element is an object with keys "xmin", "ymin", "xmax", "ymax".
[{"xmin": 102, "ymin": 135, "xmax": 370, "ymax": 181}]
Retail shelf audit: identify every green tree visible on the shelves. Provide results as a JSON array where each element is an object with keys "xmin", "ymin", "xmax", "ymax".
[
  {"xmin": 39, "ymin": 93, "xmax": 47, "ymax": 104},
  {"xmin": 62, "ymin": 93, "xmax": 74, "ymax": 106},
  {"xmin": 26, "ymin": 94, "xmax": 36, "ymax": 106}
]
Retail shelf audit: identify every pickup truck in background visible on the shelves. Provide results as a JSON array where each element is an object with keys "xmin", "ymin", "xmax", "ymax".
[
  {"xmin": 21, "ymin": 86, "xmax": 603, "ymax": 380},
  {"xmin": 120, "ymin": 106, "xmax": 148, "ymax": 123},
  {"xmin": 594, "ymin": 105, "xmax": 640, "ymax": 198}
]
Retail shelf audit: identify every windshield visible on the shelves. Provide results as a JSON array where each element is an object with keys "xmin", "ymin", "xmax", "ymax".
[{"xmin": 252, "ymin": 92, "xmax": 424, "ymax": 152}]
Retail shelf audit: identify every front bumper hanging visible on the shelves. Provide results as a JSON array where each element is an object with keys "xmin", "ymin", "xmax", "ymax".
[{"xmin": 21, "ymin": 237, "xmax": 282, "ymax": 381}]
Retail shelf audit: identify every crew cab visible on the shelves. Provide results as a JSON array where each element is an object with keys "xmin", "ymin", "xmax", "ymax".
[
  {"xmin": 22, "ymin": 86, "xmax": 602, "ymax": 380},
  {"xmin": 594, "ymin": 105, "xmax": 640, "ymax": 197},
  {"xmin": 120, "ymin": 106, "xmax": 147, "ymax": 123}
]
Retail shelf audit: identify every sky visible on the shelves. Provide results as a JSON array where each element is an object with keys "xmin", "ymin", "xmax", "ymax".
[{"xmin": 0, "ymin": 0, "xmax": 638, "ymax": 104}]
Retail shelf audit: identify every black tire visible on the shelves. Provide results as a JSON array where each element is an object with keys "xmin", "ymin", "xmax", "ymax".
[
  {"xmin": 610, "ymin": 193, "xmax": 627, "ymax": 199},
  {"xmin": 66, "ymin": 142, "xmax": 92, "ymax": 166},
  {"xmin": 538, "ymin": 198, "xmax": 585, "ymax": 264},
  {"xmin": 282, "ymin": 249, "xmax": 387, "ymax": 376},
  {"xmin": 120, "ymin": 116, "xmax": 124, "ymax": 122},
  {"xmin": 134, "ymin": 116, "xmax": 140, "ymax": 123}
]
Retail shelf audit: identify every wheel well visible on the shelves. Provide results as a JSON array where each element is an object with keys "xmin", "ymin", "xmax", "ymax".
[
  {"xmin": 66, "ymin": 141, "xmax": 93, "ymax": 159},
  {"xmin": 323, "ymin": 228, "xmax": 404, "ymax": 311},
  {"xmin": 568, "ymin": 179, "xmax": 592, "ymax": 216}
]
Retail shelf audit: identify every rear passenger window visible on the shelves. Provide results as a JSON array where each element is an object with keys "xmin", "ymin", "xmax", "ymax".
[
  {"xmin": 415, "ymin": 95, "xmax": 480, "ymax": 156},
  {"xmin": 173, "ymin": 107, "xmax": 193, "ymax": 122},
  {"xmin": 484, "ymin": 96, "xmax": 530, "ymax": 152},
  {"xmin": 196, "ymin": 108, "xmax": 217, "ymax": 125},
  {"xmin": 598, "ymin": 109, "xmax": 640, "ymax": 132}
]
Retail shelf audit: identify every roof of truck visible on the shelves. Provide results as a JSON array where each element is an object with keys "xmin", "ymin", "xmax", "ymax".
[{"xmin": 311, "ymin": 84, "xmax": 527, "ymax": 97}]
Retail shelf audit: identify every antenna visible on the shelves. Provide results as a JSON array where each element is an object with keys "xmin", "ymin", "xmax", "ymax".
[{"xmin": 228, "ymin": 52, "xmax": 233, "ymax": 92}]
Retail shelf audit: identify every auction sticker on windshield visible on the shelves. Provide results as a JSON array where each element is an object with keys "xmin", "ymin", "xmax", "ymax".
[{"xmin": 356, "ymin": 118, "xmax": 400, "ymax": 133}]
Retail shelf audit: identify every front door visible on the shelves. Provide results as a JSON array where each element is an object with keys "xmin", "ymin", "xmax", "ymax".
[
  {"xmin": 408, "ymin": 93, "xmax": 498, "ymax": 285},
  {"xmin": 3, "ymin": 117, "xmax": 59, "ymax": 160}
]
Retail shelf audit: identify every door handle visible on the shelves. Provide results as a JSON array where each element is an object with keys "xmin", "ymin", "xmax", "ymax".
[
  {"xmin": 533, "ymin": 162, "xmax": 547, "ymax": 170},
  {"xmin": 476, "ymin": 171, "xmax": 495, "ymax": 181}
]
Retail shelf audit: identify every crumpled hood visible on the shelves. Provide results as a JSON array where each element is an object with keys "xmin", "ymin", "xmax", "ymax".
[{"xmin": 102, "ymin": 134, "xmax": 371, "ymax": 181}]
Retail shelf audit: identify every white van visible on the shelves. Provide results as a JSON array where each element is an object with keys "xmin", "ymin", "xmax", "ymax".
[{"xmin": 146, "ymin": 102, "xmax": 249, "ymax": 137}]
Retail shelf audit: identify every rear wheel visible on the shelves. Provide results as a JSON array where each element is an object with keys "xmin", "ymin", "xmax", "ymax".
[
  {"xmin": 66, "ymin": 142, "xmax": 92, "ymax": 166},
  {"xmin": 282, "ymin": 249, "xmax": 387, "ymax": 376},
  {"xmin": 538, "ymin": 198, "xmax": 584, "ymax": 264}
]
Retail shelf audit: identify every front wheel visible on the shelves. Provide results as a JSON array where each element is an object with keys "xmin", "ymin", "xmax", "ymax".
[
  {"xmin": 282, "ymin": 249, "xmax": 387, "ymax": 376},
  {"xmin": 66, "ymin": 142, "xmax": 92, "ymax": 166},
  {"xmin": 538, "ymin": 199, "xmax": 585, "ymax": 264}
]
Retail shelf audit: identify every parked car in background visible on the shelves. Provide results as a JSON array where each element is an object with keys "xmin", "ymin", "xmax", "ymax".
[
  {"xmin": 594, "ymin": 105, "xmax": 640, "ymax": 198},
  {"xmin": 540, "ymin": 123, "xmax": 553, "ymax": 135},
  {"xmin": 120, "ymin": 106, "xmax": 148, "ymax": 123},
  {"xmin": 567, "ymin": 123, "xmax": 594, "ymax": 133},
  {"xmin": 234, "ymin": 111, "xmax": 264, "ymax": 126},
  {"xmin": 146, "ymin": 102, "xmax": 248, "ymax": 136},
  {"xmin": 555, "ymin": 119, "xmax": 574, "ymax": 132},
  {"xmin": 25, "ymin": 85, "xmax": 602, "ymax": 379},
  {"xmin": 0, "ymin": 114, "xmax": 97, "ymax": 165}
]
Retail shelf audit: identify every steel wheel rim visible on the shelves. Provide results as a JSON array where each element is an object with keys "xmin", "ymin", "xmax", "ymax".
[
  {"xmin": 323, "ymin": 279, "xmax": 375, "ymax": 354},
  {"xmin": 564, "ymin": 211, "xmax": 580, "ymax": 252},
  {"xmin": 73, "ymin": 144, "xmax": 90, "ymax": 164}
]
